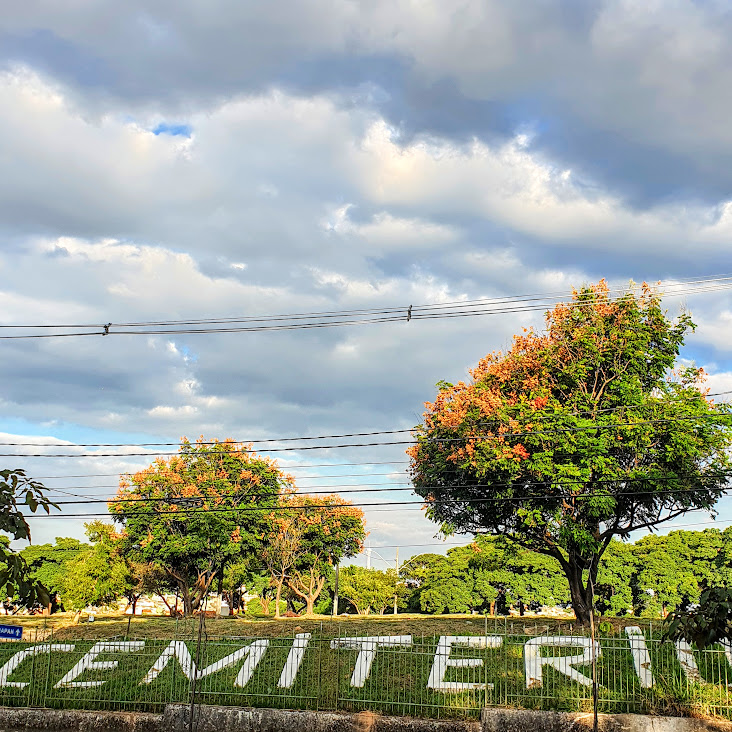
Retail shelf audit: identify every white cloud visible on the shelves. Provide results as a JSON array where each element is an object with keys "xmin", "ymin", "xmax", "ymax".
[{"xmin": 1, "ymin": 14, "xmax": 732, "ymax": 553}]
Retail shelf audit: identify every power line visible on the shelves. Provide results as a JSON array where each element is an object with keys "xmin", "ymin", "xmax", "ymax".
[
  {"xmin": 5, "ymin": 389, "xmax": 731, "ymax": 450},
  {"xmin": 5, "ymin": 412, "xmax": 731, "ymax": 458},
  {"xmin": 1, "ymin": 275, "xmax": 731, "ymax": 339},
  {"xmin": 40, "ymin": 471, "xmax": 732, "ymax": 507},
  {"xmin": 30, "ymin": 462, "xmax": 410, "ymax": 479}
]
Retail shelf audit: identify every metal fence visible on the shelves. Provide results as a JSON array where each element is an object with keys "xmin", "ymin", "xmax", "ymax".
[{"xmin": 0, "ymin": 622, "xmax": 729, "ymax": 720}]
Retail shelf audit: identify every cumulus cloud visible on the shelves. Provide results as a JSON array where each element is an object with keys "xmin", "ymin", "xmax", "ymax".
[
  {"xmin": 4, "ymin": 1, "xmax": 732, "ymax": 200},
  {"xmin": 1, "ymin": 4, "xmax": 732, "ymax": 554}
]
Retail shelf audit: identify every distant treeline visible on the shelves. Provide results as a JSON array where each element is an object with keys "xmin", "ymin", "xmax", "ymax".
[
  {"xmin": 17, "ymin": 526, "xmax": 731, "ymax": 618},
  {"xmin": 394, "ymin": 529, "xmax": 732, "ymax": 617}
]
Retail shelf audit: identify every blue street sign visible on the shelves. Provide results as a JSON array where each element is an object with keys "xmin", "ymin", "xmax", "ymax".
[{"xmin": 0, "ymin": 625, "xmax": 22, "ymax": 640}]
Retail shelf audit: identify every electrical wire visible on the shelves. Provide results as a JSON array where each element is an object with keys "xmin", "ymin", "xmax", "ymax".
[
  {"xmin": 4, "ymin": 411, "xmax": 731, "ymax": 457},
  {"xmin": 5, "ymin": 389, "xmax": 731, "ymax": 450},
  {"xmin": 1, "ymin": 275, "xmax": 730, "ymax": 339}
]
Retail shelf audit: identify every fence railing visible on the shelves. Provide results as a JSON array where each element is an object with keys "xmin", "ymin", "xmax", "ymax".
[{"xmin": 0, "ymin": 622, "xmax": 729, "ymax": 719}]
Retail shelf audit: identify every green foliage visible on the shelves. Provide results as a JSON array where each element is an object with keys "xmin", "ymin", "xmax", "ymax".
[
  {"xmin": 632, "ymin": 529, "xmax": 721, "ymax": 616},
  {"xmin": 339, "ymin": 566, "xmax": 397, "ymax": 615},
  {"xmin": 664, "ymin": 586, "xmax": 732, "ymax": 649},
  {"xmin": 279, "ymin": 494, "xmax": 366, "ymax": 615},
  {"xmin": 20, "ymin": 537, "xmax": 89, "ymax": 608},
  {"xmin": 0, "ymin": 469, "xmax": 56, "ymax": 607},
  {"xmin": 111, "ymin": 439, "xmax": 288, "ymax": 615},
  {"xmin": 410, "ymin": 537, "xmax": 569, "ymax": 614},
  {"xmin": 59, "ymin": 522, "xmax": 134, "ymax": 611},
  {"xmin": 417, "ymin": 551, "xmax": 477, "ymax": 614},
  {"xmin": 409, "ymin": 282, "xmax": 732, "ymax": 624},
  {"xmin": 596, "ymin": 540, "xmax": 636, "ymax": 615}
]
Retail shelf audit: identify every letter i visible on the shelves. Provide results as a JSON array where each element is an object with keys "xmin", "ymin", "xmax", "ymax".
[{"xmin": 277, "ymin": 633, "xmax": 311, "ymax": 688}]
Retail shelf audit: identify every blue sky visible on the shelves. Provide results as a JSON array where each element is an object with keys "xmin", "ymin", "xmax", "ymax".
[{"xmin": 0, "ymin": 0, "xmax": 732, "ymax": 562}]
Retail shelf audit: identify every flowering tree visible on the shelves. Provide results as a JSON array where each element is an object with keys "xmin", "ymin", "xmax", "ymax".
[
  {"xmin": 110, "ymin": 439, "xmax": 290, "ymax": 615},
  {"xmin": 409, "ymin": 282, "xmax": 732, "ymax": 624},
  {"xmin": 271, "ymin": 493, "xmax": 365, "ymax": 615}
]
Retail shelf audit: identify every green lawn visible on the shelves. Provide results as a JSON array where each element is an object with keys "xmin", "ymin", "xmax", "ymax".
[{"xmin": 0, "ymin": 614, "xmax": 728, "ymax": 720}]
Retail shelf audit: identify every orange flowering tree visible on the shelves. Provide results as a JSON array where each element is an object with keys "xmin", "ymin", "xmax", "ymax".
[
  {"xmin": 264, "ymin": 493, "xmax": 365, "ymax": 616},
  {"xmin": 409, "ymin": 281, "xmax": 732, "ymax": 624},
  {"xmin": 110, "ymin": 438, "xmax": 291, "ymax": 615}
]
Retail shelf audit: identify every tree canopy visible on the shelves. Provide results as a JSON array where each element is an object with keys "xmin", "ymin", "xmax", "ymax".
[
  {"xmin": 110, "ymin": 438, "xmax": 291, "ymax": 614},
  {"xmin": 0, "ymin": 469, "xmax": 56, "ymax": 607},
  {"xmin": 280, "ymin": 493, "xmax": 365, "ymax": 615},
  {"xmin": 21, "ymin": 537, "xmax": 89, "ymax": 610},
  {"xmin": 408, "ymin": 281, "xmax": 732, "ymax": 624},
  {"xmin": 339, "ymin": 566, "xmax": 397, "ymax": 615},
  {"xmin": 60, "ymin": 522, "xmax": 133, "ymax": 612}
]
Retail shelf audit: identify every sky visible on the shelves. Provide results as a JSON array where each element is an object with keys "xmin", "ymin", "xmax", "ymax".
[{"xmin": 2, "ymin": 0, "xmax": 732, "ymax": 570}]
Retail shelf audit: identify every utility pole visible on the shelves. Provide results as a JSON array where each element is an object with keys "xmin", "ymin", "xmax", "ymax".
[
  {"xmin": 366, "ymin": 545, "xmax": 372, "ymax": 569},
  {"xmin": 393, "ymin": 547, "xmax": 399, "ymax": 615},
  {"xmin": 332, "ymin": 564, "xmax": 339, "ymax": 617}
]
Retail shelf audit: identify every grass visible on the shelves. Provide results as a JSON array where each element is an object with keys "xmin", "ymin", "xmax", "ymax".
[
  {"xmin": 5, "ymin": 611, "xmax": 647, "ymax": 642},
  {"xmin": 0, "ymin": 614, "xmax": 729, "ymax": 720}
]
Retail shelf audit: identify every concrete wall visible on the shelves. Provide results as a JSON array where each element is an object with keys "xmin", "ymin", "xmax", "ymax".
[{"xmin": 0, "ymin": 705, "xmax": 729, "ymax": 732}]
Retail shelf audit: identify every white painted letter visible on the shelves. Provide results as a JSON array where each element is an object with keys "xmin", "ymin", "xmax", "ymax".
[
  {"xmin": 675, "ymin": 640, "xmax": 703, "ymax": 683},
  {"xmin": 55, "ymin": 642, "xmax": 144, "ymax": 689},
  {"xmin": 278, "ymin": 633, "xmax": 311, "ymax": 689},
  {"xmin": 0, "ymin": 645, "xmax": 75, "ymax": 688},
  {"xmin": 625, "ymin": 626, "xmax": 654, "ymax": 688},
  {"xmin": 141, "ymin": 640, "xmax": 270, "ymax": 686},
  {"xmin": 427, "ymin": 635, "xmax": 502, "ymax": 693},
  {"xmin": 330, "ymin": 635, "xmax": 412, "ymax": 688},
  {"xmin": 524, "ymin": 636, "xmax": 600, "ymax": 689},
  {"xmin": 234, "ymin": 641, "xmax": 270, "ymax": 687}
]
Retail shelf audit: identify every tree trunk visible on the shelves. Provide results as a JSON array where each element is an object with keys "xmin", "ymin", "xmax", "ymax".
[
  {"xmin": 157, "ymin": 592, "xmax": 174, "ymax": 614},
  {"xmin": 274, "ymin": 576, "xmax": 284, "ymax": 619},
  {"xmin": 180, "ymin": 583, "xmax": 193, "ymax": 616},
  {"xmin": 287, "ymin": 569, "xmax": 325, "ymax": 616},
  {"xmin": 566, "ymin": 562, "xmax": 593, "ymax": 626}
]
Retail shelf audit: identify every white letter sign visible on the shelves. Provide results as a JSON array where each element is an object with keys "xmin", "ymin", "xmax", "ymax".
[
  {"xmin": 330, "ymin": 635, "xmax": 412, "ymax": 688},
  {"xmin": 55, "ymin": 642, "xmax": 144, "ymax": 689},
  {"xmin": 278, "ymin": 633, "xmax": 311, "ymax": 689},
  {"xmin": 625, "ymin": 626, "xmax": 654, "ymax": 688},
  {"xmin": 141, "ymin": 639, "xmax": 269, "ymax": 687},
  {"xmin": 0, "ymin": 644, "xmax": 75, "ymax": 688},
  {"xmin": 675, "ymin": 640, "xmax": 703, "ymax": 683},
  {"xmin": 427, "ymin": 635, "xmax": 502, "ymax": 693},
  {"xmin": 524, "ymin": 636, "xmax": 600, "ymax": 689}
]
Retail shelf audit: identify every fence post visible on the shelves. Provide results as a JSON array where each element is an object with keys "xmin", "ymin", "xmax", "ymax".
[
  {"xmin": 42, "ymin": 639, "xmax": 53, "ymax": 708},
  {"xmin": 188, "ymin": 610, "xmax": 206, "ymax": 732}
]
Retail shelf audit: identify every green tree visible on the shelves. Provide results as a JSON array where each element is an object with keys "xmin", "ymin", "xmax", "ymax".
[
  {"xmin": 339, "ymin": 566, "xmax": 398, "ymax": 615},
  {"xmin": 60, "ymin": 522, "xmax": 133, "ymax": 612},
  {"xmin": 413, "ymin": 538, "xmax": 568, "ymax": 615},
  {"xmin": 418, "ymin": 554, "xmax": 477, "ymax": 614},
  {"xmin": 398, "ymin": 553, "xmax": 446, "ymax": 612},
  {"xmin": 20, "ymin": 537, "xmax": 89, "ymax": 610},
  {"xmin": 409, "ymin": 282, "xmax": 732, "ymax": 624},
  {"xmin": 262, "ymin": 496, "xmax": 304, "ymax": 618},
  {"xmin": 596, "ymin": 540, "xmax": 636, "ymax": 616},
  {"xmin": 111, "ymin": 439, "xmax": 289, "ymax": 615},
  {"xmin": 0, "ymin": 469, "xmax": 56, "ymax": 608},
  {"xmin": 632, "ymin": 529, "xmax": 721, "ymax": 616},
  {"xmin": 284, "ymin": 494, "xmax": 365, "ymax": 615},
  {"xmin": 664, "ymin": 586, "xmax": 732, "ymax": 649}
]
